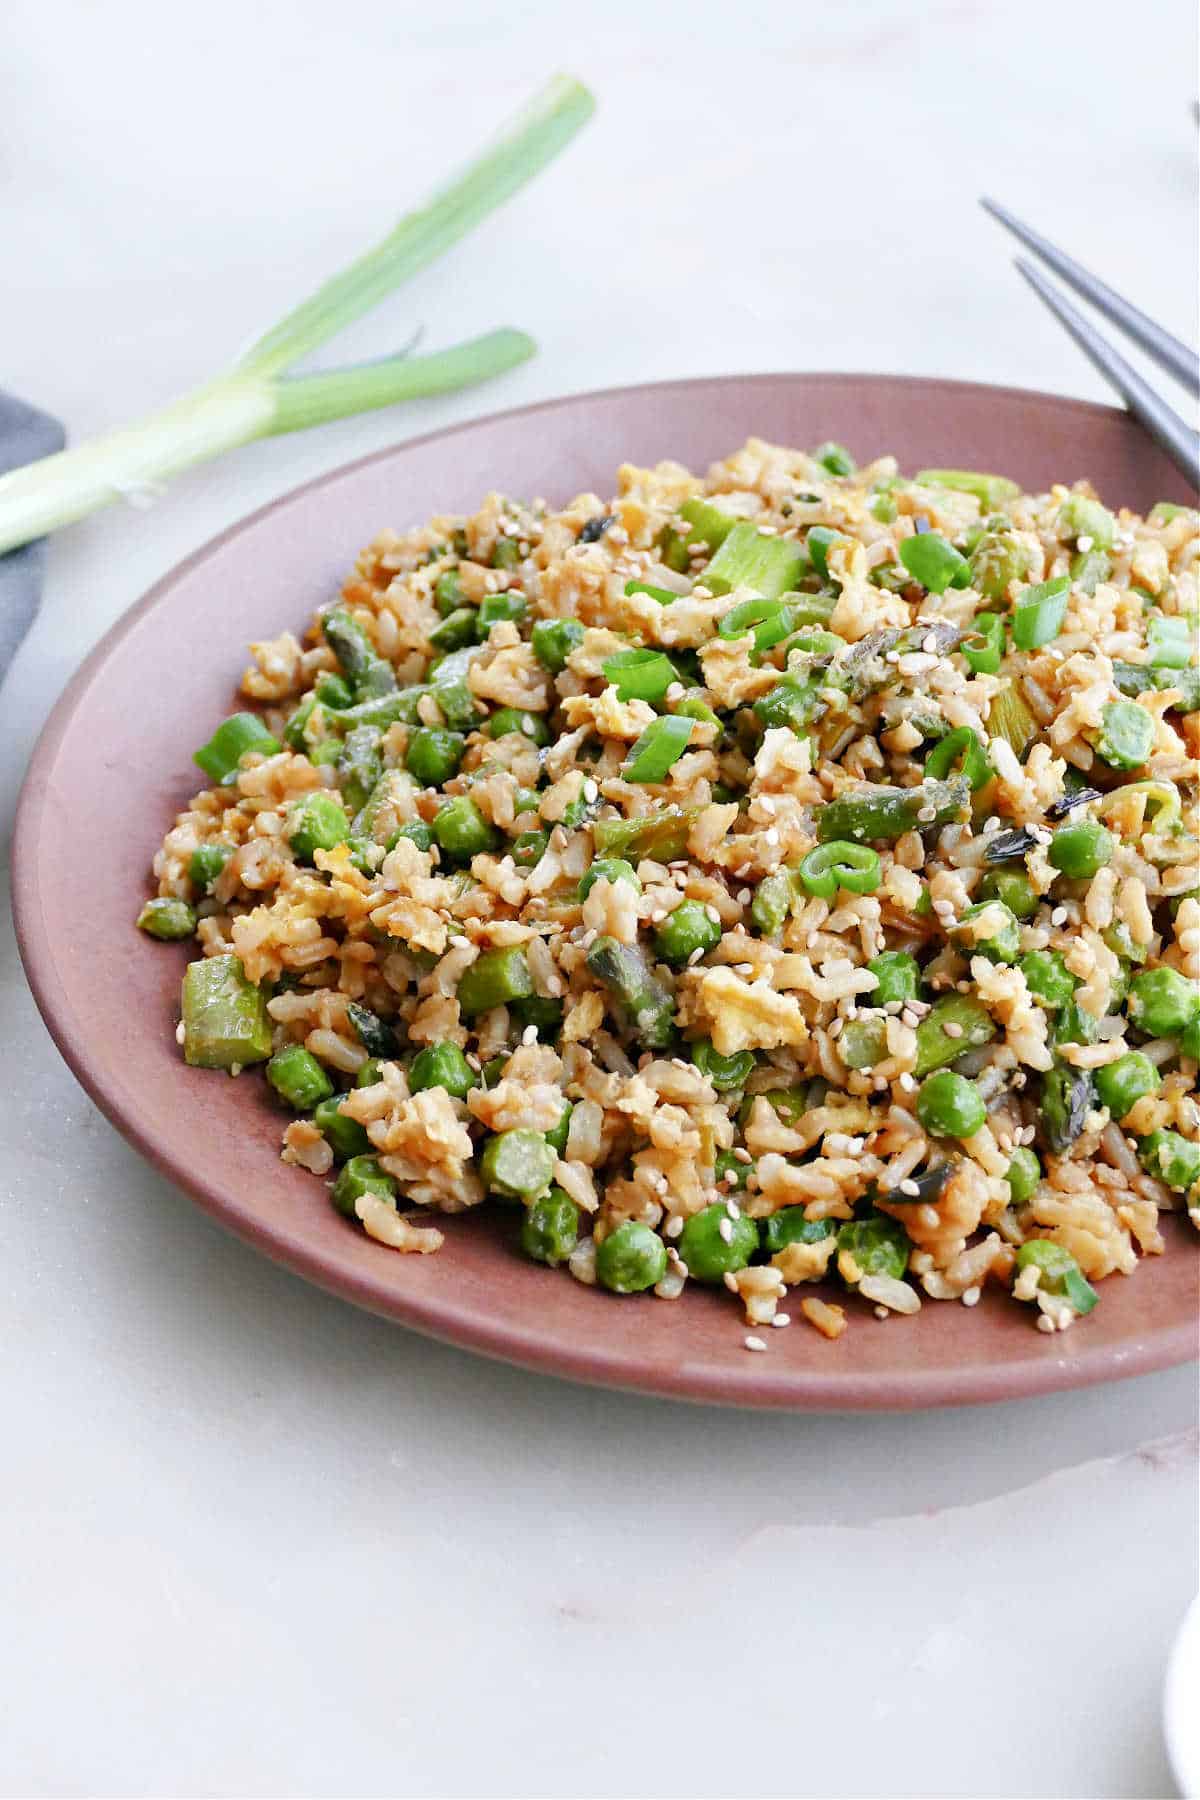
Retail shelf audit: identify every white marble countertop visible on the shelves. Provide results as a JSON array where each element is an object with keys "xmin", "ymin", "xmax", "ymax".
[{"xmin": 3, "ymin": 3, "xmax": 1197, "ymax": 1795}]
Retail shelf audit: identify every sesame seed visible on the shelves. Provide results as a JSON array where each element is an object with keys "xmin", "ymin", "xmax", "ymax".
[
  {"xmin": 521, "ymin": 1024, "xmax": 538, "ymax": 1046},
  {"xmin": 737, "ymin": 888, "xmax": 751, "ymax": 905},
  {"xmin": 874, "ymin": 1306, "xmax": 890, "ymax": 1320},
  {"xmin": 899, "ymin": 1178, "xmax": 920, "ymax": 1196},
  {"xmin": 962, "ymin": 1286, "xmax": 982, "ymax": 1306},
  {"xmin": 665, "ymin": 1214, "xmax": 683, "ymax": 1238},
  {"xmin": 687, "ymin": 947, "xmax": 706, "ymax": 966},
  {"xmin": 943, "ymin": 1021, "xmax": 964, "ymax": 1039},
  {"xmin": 872, "ymin": 1075, "xmax": 889, "ymax": 1091},
  {"xmin": 743, "ymin": 1334, "xmax": 768, "ymax": 1352},
  {"xmin": 771, "ymin": 1313, "xmax": 791, "ymax": 1328},
  {"xmin": 705, "ymin": 905, "xmax": 721, "ymax": 924},
  {"xmin": 1036, "ymin": 1314, "xmax": 1056, "ymax": 1334},
  {"xmin": 733, "ymin": 1147, "xmax": 752, "ymax": 1163},
  {"xmin": 917, "ymin": 806, "xmax": 938, "ymax": 824},
  {"xmin": 726, "ymin": 1198, "xmax": 741, "ymax": 1220},
  {"xmin": 723, "ymin": 1271, "xmax": 739, "ymax": 1292},
  {"xmin": 583, "ymin": 779, "xmax": 599, "ymax": 802},
  {"xmin": 465, "ymin": 1053, "xmax": 482, "ymax": 1071},
  {"xmin": 1051, "ymin": 906, "xmax": 1068, "ymax": 926},
  {"xmin": 922, "ymin": 633, "xmax": 939, "ymax": 655},
  {"xmin": 718, "ymin": 1218, "xmax": 734, "ymax": 1243},
  {"xmin": 665, "ymin": 683, "xmax": 684, "ymax": 703}
]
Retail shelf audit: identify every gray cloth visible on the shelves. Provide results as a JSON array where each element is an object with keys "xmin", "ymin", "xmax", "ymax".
[{"xmin": 0, "ymin": 391, "xmax": 66, "ymax": 681}]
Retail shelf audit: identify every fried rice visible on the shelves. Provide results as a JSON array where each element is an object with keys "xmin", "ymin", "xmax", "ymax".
[{"xmin": 140, "ymin": 440, "xmax": 1200, "ymax": 1341}]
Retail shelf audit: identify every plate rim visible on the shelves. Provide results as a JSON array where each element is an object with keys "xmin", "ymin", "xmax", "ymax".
[{"xmin": 13, "ymin": 370, "xmax": 1199, "ymax": 1410}]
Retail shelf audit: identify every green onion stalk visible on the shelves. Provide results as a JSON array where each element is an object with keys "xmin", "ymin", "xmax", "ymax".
[{"xmin": 0, "ymin": 75, "xmax": 594, "ymax": 556}]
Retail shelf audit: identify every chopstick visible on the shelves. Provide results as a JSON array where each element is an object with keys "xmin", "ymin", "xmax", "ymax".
[
  {"xmin": 981, "ymin": 198, "xmax": 1200, "ymax": 491},
  {"xmin": 981, "ymin": 196, "xmax": 1199, "ymax": 398}
]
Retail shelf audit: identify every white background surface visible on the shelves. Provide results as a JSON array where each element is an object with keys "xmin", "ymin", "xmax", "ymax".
[{"xmin": 3, "ymin": 2, "xmax": 1198, "ymax": 1795}]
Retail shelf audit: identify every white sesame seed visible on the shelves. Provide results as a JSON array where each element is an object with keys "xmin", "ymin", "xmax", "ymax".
[
  {"xmin": 705, "ymin": 905, "xmax": 721, "ymax": 924},
  {"xmin": 726, "ymin": 1198, "xmax": 741, "ymax": 1220},
  {"xmin": 917, "ymin": 806, "xmax": 937, "ymax": 824},
  {"xmin": 962, "ymin": 1286, "xmax": 982, "ymax": 1307},
  {"xmin": 1036, "ymin": 1314, "xmax": 1056, "ymax": 1334},
  {"xmin": 771, "ymin": 1313, "xmax": 791, "ymax": 1328},
  {"xmin": 733, "ymin": 1146, "xmax": 752, "ymax": 1163},
  {"xmin": 521, "ymin": 1024, "xmax": 538, "ymax": 1046},
  {"xmin": 465, "ymin": 1053, "xmax": 482, "ymax": 1071},
  {"xmin": 943, "ymin": 1021, "xmax": 964, "ymax": 1039},
  {"xmin": 899, "ymin": 1178, "xmax": 920, "ymax": 1197},
  {"xmin": 899, "ymin": 1072, "xmax": 917, "ymax": 1092},
  {"xmin": 743, "ymin": 1334, "xmax": 768, "ymax": 1352},
  {"xmin": 723, "ymin": 1271, "xmax": 739, "ymax": 1292},
  {"xmin": 1051, "ymin": 906, "xmax": 1068, "ymax": 926},
  {"xmin": 873, "ymin": 1075, "xmax": 889, "ymax": 1091},
  {"xmin": 718, "ymin": 1218, "xmax": 734, "ymax": 1243},
  {"xmin": 175, "ymin": 1021, "xmax": 186, "ymax": 1045},
  {"xmin": 874, "ymin": 1305, "xmax": 890, "ymax": 1320},
  {"xmin": 737, "ymin": 887, "xmax": 751, "ymax": 905},
  {"xmin": 665, "ymin": 1214, "xmax": 683, "ymax": 1238},
  {"xmin": 665, "ymin": 683, "xmax": 684, "ymax": 703},
  {"xmin": 922, "ymin": 633, "xmax": 939, "ymax": 655},
  {"xmin": 687, "ymin": 947, "xmax": 705, "ymax": 966},
  {"xmin": 583, "ymin": 779, "xmax": 599, "ymax": 802}
]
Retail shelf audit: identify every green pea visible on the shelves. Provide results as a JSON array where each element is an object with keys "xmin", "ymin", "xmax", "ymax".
[
  {"xmin": 837, "ymin": 1214, "xmax": 910, "ymax": 1281},
  {"xmin": 954, "ymin": 899, "xmax": 1021, "ymax": 964},
  {"xmin": 866, "ymin": 951, "xmax": 922, "ymax": 1006},
  {"xmin": 188, "ymin": 843, "xmax": 232, "ymax": 892},
  {"xmin": 813, "ymin": 441, "xmax": 855, "ymax": 477},
  {"xmin": 136, "ymin": 897, "xmax": 197, "ymax": 941},
  {"xmin": 313, "ymin": 1096, "xmax": 371, "ymax": 1161},
  {"xmin": 678, "ymin": 1202, "xmax": 759, "ymax": 1283},
  {"xmin": 653, "ymin": 899, "xmax": 721, "ymax": 966},
  {"xmin": 511, "ymin": 830, "xmax": 550, "ymax": 868},
  {"xmin": 531, "ymin": 617, "xmax": 585, "ymax": 672},
  {"xmin": 761, "ymin": 1209, "xmax": 836, "ymax": 1253},
  {"xmin": 480, "ymin": 1128, "xmax": 556, "ymax": 1201},
  {"xmin": 520, "ymin": 1188, "xmax": 581, "ymax": 1266},
  {"xmin": 916, "ymin": 1069, "xmax": 986, "ymax": 1139},
  {"xmin": 1015, "ymin": 1239, "xmax": 1098, "ymax": 1313},
  {"xmin": 193, "ymin": 712, "xmax": 281, "ymax": 783},
  {"xmin": 690, "ymin": 1040, "xmax": 756, "ymax": 1091},
  {"xmin": 578, "ymin": 859, "xmax": 641, "ymax": 902},
  {"xmin": 386, "ymin": 821, "xmax": 432, "ymax": 854},
  {"xmin": 1139, "ymin": 1129, "xmax": 1200, "ymax": 1193},
  {"xmin": 1020, "ymin": 949, "xmax": 1077, "ymax": 1010},
  {"xmin": 409, "ymin": 1042, "xmax": 476, "ymax": 1099},
  {"xmin": 1180, "ymin": 1015, "xmax": 1200, "ymax": 1061},
  {"xmin": 595, "ymin": 1220, "xmax": 668, "ymax": 1294},
  {"xmin": 1127, "ymin": 967, "xmax": 1199, "ymax": 1039},
  {"xmin": 977, "ymin": 868, "xmax": 1039, "ymax": 921},
  {"xmin": 405, "ymin": 728, "xmax": 465, "ymax": 788},
  {"xmin": 714, "ymin": 1148, "xmax": 754, "ymax": 1191},
  {"xmin": 432, "ymin": 795, "xmax": 501, "ymax": 862},
  {"xmin": 355, "ymin": 1057, "xmax": 385, "ymax": 1088},
  {"xmin": 511, "ymin": 994, "xmax": 565, "ymax": 1040},
  {"xmin": 1094, "ymin": 1051, "xmax": 1160, "ymax": 1120},
  {"xmin": 1049, "ymin": 817, "xmax": 1115, "ymax": 880},
  {"xmin": 490, "ymin": 536, "xmax": 521, "ymax": 570},
  {"xmin": 286, "ymin": 791, "xmax": 350, "ymax": 860},
  {"xmin": 1095, "ymin": 699, "xmax": 1154, "ymax": 772},
  {"xmin": 1005, "ymin": 1147, "xmax": 1042, "ymax": 1206}
]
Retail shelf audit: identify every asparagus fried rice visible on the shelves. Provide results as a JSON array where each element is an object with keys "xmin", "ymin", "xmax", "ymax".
[{"xmin": 141, "ymin": 440, "xmax": 1200, "ymax": 1341}]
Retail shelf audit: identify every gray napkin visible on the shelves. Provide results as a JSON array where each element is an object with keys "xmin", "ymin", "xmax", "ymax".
[{"xmin": 0, "ymin": 391, "xmax": 66, "ymax": 680}]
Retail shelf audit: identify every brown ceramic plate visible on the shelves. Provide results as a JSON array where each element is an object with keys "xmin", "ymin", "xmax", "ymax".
[{"xmin": 14, "ymin": 374, "xmax": 1199, "ymax": 1409}]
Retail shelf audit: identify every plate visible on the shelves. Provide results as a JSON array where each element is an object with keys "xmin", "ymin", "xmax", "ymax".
[
  {"xmin": 13, "ymin": 373, "xmax": 1199, "ymax": 1409},
  {"xmin": 1166, "ymin": 1592, "xmax": 1200, "ymax": 1798}
]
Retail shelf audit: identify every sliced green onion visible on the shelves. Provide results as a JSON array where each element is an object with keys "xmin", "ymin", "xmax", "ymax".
[
  {"xmin": 961, "ymin": 612, "xmax": 1005, "ymax": 675},
  {"xmin": 899, "ymin": 531, "xmax": 971, "ymax": 594},
  {"xmin": 798, "ymin": 840, "xmax": 882, "ymax": 900},
  {"xmin": 915, "ymin": 469, "xmax": 1020, "ymax": 509},
  {"xmin": 622, "ymin": 715, "xmax": 694, "ymax": 782},
  {"xmin": 602, "ymin": 648, "xmax": 679, "ymax": 704},
  {"xmin": 679, "ymin": 496, "xmax": 738, "ymax": 547},
  {"xmin": 1012, "ymin": 576, "xmax": 1070, "ymax": 650},
  {"xmin": 806, "ymin": 525, "xmax": 844, "ymax": 580},
  {"xmin": 925, "ymin": 726, "xmax": 992, "ymax": 792},
  {"xmin": 1147, "ymin": 614, "xmax": 1194, "ymax": 669},
  {"xmin": 623, "ymin": 578, "xmax": 680, "ymax": 604}
]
